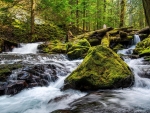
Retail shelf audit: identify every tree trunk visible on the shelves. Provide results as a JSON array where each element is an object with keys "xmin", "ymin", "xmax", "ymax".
[
  {"xmin": 83, "ymin": 0, "xmax": 86, "ymax": 31},
  {"xmin": 76, "ymin": 0, "xmax": 79, "ymax": 31},
  {"xmin": 142, "ymin": 0, "xmax": 150, "ymax": 30},
  {"xmin": 31, "ymin": 0, "xmax": 35, "ymax": 37},
  {"xmin": 103, "ymin": 0, "xmax": 106, "ymax": 23},
  {"xmin": 119, "ymin": 0, "xmax": 126, "ymax": 27}
]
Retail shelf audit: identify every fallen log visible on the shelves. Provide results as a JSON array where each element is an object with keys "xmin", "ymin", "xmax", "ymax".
[
  {"xmin": 119, "ymin": 31, "xmax": 128, "ymax": 39},
  {"xmin": 76, "ymin": 27, "xmax": 113, "ymax": 39},
  {"xmin": 115, "ymin": 26, "xmax": 133, "ymax": 31},
  {"xmin": 138, "ymin": 34, "xmax": 149, "ymax": 40},
  {"xmin": 75, "ymin": 26, "xmax": 148, "ymax": 47},
  {"xmin": 136, "ymin": 27, "xmax": 150, "ymax": 34}
]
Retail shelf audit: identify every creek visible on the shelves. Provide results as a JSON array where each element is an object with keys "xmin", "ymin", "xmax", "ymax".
[{"xmin": 0, "ymin": 35, "xmax": 150, "ymax": 113}]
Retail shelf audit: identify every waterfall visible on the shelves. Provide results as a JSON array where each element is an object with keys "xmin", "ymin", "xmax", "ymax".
[
  {"xmin": 108, "ymin": 35, "xmax": 150, "ymax": 111},
  {"xmin": 11, "ymin": 43, "xmax": 41, "ymax": 54},
  {"xmin": 117, "ymin": 35, "xmax": 141, "ymax": 55},
  {"xmin": 132, "ymin": 34, "xmax": 141, "ymax": 45}
]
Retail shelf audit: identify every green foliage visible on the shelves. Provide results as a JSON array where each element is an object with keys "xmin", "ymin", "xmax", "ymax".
[{"xmin": 0, "ymin": 0, "xmax": 146, "ymax": 42}]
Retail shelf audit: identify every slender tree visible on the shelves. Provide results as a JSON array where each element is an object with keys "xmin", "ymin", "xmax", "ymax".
[
  {"xmin": 30, "ymin": 0, "xmax": 35, "ymax": 36},
  {"xmin": 119, "ymin": 0, "xmax": 126, "ymax": 27},
  {"xmin": 142, "ymin": 0, "xmax": 150, "ymax": 28}
]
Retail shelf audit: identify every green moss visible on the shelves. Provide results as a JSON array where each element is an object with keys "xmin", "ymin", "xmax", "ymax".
[
  {"xmin": 0, "ymin": 64, "xmax": 22, "ymax": 81},
  {"xmin": 134, "ymin": 36, "xmax": 150, "ymax": 56},
  {"xmin": 113, "ymin": 44, "xmax": 124, "ymax": 52},
  {"xmin": 38, "ymin": 40, "xmax": 67, "ymax": 53},
  {"xmin": 65, "ymin": 45, "xmax": 133, "ymax": 90},
  {"xmin": 101, "ymin": 34, "xmax": 110, "ymax": 47},
  {"xmin": 66, "ymin": 39, "xmax": 91, "ymax": 60}
]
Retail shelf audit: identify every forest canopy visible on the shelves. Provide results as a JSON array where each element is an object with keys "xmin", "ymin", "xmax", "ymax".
[{"xmin": 0, "ymin": 0, "xmax": 146, "ymax": 42}]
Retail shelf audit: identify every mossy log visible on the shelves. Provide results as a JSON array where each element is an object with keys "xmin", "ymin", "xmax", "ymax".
[
  {"xmin": 75, "ymin": 27, "xmax": 149, "ymax": 48},
  {"xmin": 76, "ymin": 27, "xmax": 113, "ymax": 39},
  {"xmin": 136, "ymin": 27, "xmax": 150, "ymax": 34},
  {"xmin": 116, "ymin": 26, "xmax": 133, "ymax": 31},
  {"xmin": 119, "ymin": 31, "xmax": 128, "ymax": 39},
  {"xmin": 101, "ymin": 33, "xmax": 110, "ymax": 47}
]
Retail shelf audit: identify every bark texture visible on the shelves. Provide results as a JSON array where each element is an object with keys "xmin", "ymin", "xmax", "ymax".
[{"xmin": 142, "ymin": 0, "xmax": 150, "ymax": 30}]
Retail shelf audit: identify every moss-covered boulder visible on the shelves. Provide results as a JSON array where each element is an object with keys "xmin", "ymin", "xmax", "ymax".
[
  {"xmin": 0, "ymin": 64, "xmax": 22, "ymax": 81},
  {"xmin": 66, "ymin": 39, "xmax": 91, "ymax": 60},
  {"xmin": 38, "ymin": 40, "xmax": 66, "ymax": 53},
  {"xmin": 134, "ymin": 36, "xmax": 150, "ymax": 56},
  {"xmin": 64, "ymin": 45, "xmax": 134, "ymax": 91}
]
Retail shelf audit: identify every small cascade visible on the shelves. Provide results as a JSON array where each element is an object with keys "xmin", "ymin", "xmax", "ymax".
[
  {"xmin": 132, "ymin": 34, "xmax": 141, "ymax": 45},
  {"xmin": 11, "ymin": 43, "xmax": 41, "ymax": 54},
  {"xmin": 109, "ymin": 36, "xmax": 150, "ymax": 111},
  {"xmin": 117, "ymin": 34, "xmax": 141, "ymax": 55}
]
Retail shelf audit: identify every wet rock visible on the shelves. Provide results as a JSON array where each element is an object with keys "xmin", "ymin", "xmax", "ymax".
[
  {"xmin": 43, "ymin": 74, "xmax": 58, "ymax": 82},
  {"xmin": 0, "ymin": 64, "xmax": 22, "ymax": 81},
  {"xmin": 0, "ymin": 61, "xmax": 69, "ymax": 96},
  {"xmin": 39, "ymin": 79, "xmax": 49, "ymax": 86},
  {"xmin": 0, "ymin": 82, "xmax": 7, "ymax": 96},
  {"xmin": 51, "ymin": 109, "xmax": 73, "ymax": 113},
  {"xmin": 48, "ymin": 94, "xmax": 69, "ymax": 103},
  {"xmin": 18, "ymin": 71, "xmax": 32, "ymax": 80},
  {"xmin": 65, "ymin": 91, "xmax": 149, "ymax": 113},
  {"xmin": 28, "ymin": 83, "xmax": 39, "ymax": 88},
  {"xmin": 5, "ymin": 80, "xmax": 28, "ymax": 95}
]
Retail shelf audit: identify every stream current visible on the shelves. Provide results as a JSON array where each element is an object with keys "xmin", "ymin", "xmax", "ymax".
[{"xmin": 0, "ymin": 35, "xmax": 150, "ymax": 113}]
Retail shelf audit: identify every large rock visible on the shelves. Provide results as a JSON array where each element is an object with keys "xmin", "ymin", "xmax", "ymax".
[
  {"xmin": 0, "ymin": 38, "xmax": 18, "ymax": 52},
  {"xmin": 66, "ymin": 39, "xmax": 91, "ymax": 60},
  {"xmin": 64, "ymin": 45, "xmax": 134, "ymax": 90},
  {"xmin": 38, "ymin": 40, "xmax": 66, "ymax": 53},
  {"xmin": 134, "ymin": 36, "xmax": 150, "ymax": 57}
]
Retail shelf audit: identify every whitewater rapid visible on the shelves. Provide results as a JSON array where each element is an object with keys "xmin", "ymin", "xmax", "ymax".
[
  {"xmin": 1, "ymin": 35, "xmax": 150, "ymax": 112},
  {"xmin": 0, "ymin": 43, "xmax": 86, "ymax": 113}
]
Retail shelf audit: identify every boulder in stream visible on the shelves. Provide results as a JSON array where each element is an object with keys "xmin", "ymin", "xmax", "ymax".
[
  {"xmin": 66, "ymin": 39, "xmax": 91, "ymax": 60},
  {"xmin": 64, "ymin": 45, "xmax": 134, "ymax": 90},
  {"xmin": 134, "ymin": 35, "xmax": 150, "ymax": 57}
]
